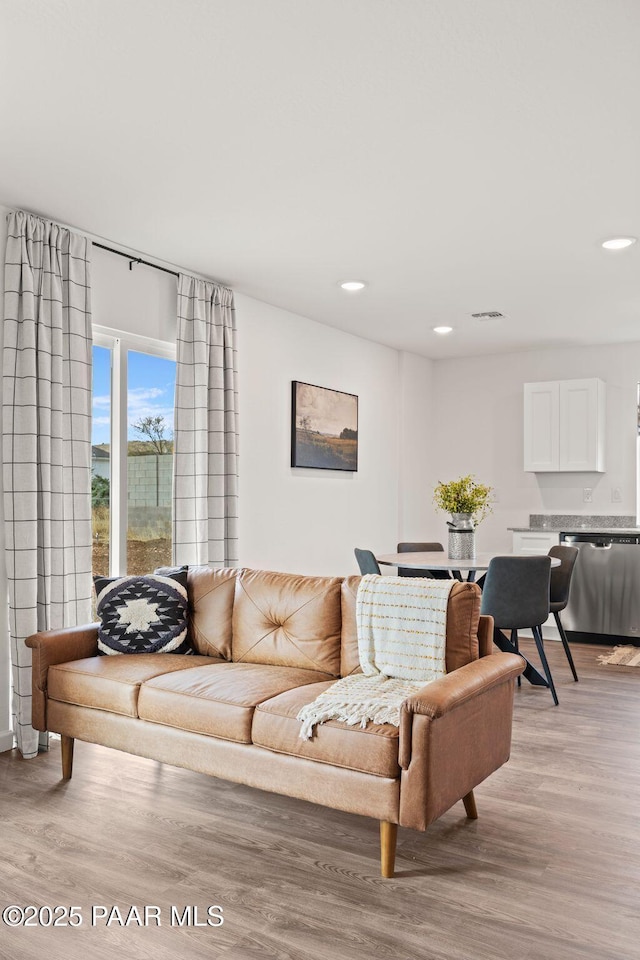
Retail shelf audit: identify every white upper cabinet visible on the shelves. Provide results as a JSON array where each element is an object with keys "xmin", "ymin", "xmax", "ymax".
[
  {"xmin": 524, "ymin": 378, "xmax": 605, "ymax": 472},
  {"xmin": 558, "ymin": 378, "xmax": 606, "ymax": 471},
  {"xmin": 523, "ymin": 381, "xmax": 560, "ymax": 471}
]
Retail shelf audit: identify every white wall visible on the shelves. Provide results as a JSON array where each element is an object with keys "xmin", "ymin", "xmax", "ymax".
[
  {"xmin": 398, "ymin": 351, "xmax": 436, "ymax": 541},
  {"xmin": 432, "ymin": 343, "xmax": 640, "ymax": 552},
  {"xmin": 0, "ymin": 207, "xmax": 13, "ymax": 750},
  {"xmin": 91, "ymin": 245, "xmax": 176, "ymax": 341},
  {"xmin": 236, "ymin": 293, "xmax": 402, "ymax": 576}
]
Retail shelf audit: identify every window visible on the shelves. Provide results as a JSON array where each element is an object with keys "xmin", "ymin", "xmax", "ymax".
[
  {"xmin": 92, "ymin": 327, "xmax": 176, "ymax": 578},
  {"xmin": 91, "ymin": 344, "xmax": 112, "ymax": 576}
]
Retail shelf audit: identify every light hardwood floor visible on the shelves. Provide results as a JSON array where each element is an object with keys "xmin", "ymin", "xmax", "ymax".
[{"xmin": 1, "ymin": 641, "xmax": 639, "ymax": 960}]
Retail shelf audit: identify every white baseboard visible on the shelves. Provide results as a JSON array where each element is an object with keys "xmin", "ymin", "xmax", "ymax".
[{"xmin": 0, "ymin": 729, "xmax": 14, "ymax": 753}]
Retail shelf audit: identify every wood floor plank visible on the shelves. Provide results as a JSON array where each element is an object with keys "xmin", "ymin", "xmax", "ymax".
[{"xmin": 1, "ymin": 641, "xmax": 639, "ymax": 960}]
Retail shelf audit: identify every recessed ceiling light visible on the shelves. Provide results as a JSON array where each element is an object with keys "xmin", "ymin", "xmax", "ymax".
[
  {"xmin": 601, "ymin": 237, "xmax": 637, "ymax": 250},
  {"xmin": 340, "ymin": 280, "xmax": 366, "ymax": 291},
  {"xmin": 433, "ymin": 326, "xmax": 453, "ymax": 335}
]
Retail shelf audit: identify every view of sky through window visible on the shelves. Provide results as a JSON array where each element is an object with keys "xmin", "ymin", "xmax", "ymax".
[{"xmin": 92, "ymin": 348, "xmax": 176, "ymax": 445}]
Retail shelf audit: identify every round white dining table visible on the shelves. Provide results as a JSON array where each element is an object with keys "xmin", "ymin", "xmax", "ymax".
[{"xmin": 376, "ymin": 551, "xmax": 560, "ymax": 578}]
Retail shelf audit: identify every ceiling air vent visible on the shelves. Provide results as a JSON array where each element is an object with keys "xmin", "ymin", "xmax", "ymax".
[{"xmin": 471, "ymin": 311, "xmax": 504, "ymax": 320}]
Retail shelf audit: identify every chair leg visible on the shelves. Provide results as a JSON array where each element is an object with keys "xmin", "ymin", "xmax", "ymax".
[
  {"xmin": 61, "ymin": 735, "xmax": 74, "ymax": 780},
  {"xmin": 380, "ymin": 821, "xmax": 398, "ymax": 878},
  {"xmin": 462, "ymin": 790, "xmax": 478, "ymax": 819},
  {"xmin": 554, "ymin": 611, "xmax": 578, "ymax": 681},
  {"xmin": 511, "ymin": 629, "xmax": 521, "ymax": 686},
  {"xmin": 532, "ymin": 626, "xmax": 559, "ymax": 705}
]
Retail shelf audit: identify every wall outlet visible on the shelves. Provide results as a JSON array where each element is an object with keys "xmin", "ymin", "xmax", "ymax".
[
  {"xmin": 583, "ymin": 487, "xmax": 593, "ymax": 503},
  {"xmin": 612, "ymin": 487, "xmax": 622, "ymax": 503}
]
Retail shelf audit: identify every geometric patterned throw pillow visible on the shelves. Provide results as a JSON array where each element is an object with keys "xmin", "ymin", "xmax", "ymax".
[{"xmin": 94, "ymin": 570, "xmax": 191, "ymax": 656}]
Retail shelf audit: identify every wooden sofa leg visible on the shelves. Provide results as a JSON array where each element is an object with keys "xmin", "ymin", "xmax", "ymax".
[
  {"xmin": 61, "ymin": 736, "xmax": 74, "ymax": 780},
  {"xmin": 462, "ymin": 790, "xmax": 478, "ymax": 819},
  {"xmin": 380, "ymin": 821, "xmax": 398, "ymax": 878}
]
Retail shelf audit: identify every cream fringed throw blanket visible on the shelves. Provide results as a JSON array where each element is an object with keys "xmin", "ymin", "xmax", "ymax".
[{"xmin": 297, "ymin": 575, "xmax": 455, "ymax": 739}]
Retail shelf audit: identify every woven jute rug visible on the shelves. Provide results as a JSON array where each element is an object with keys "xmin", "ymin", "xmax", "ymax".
[{"xmin": 597, "ymin": 645, "xmax": 640, "ymax": 666}]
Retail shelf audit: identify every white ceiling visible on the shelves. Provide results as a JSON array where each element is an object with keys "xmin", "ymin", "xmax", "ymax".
[{"xmin": 1, "ymin": 0, "xmax": 639, "ymax": 359}]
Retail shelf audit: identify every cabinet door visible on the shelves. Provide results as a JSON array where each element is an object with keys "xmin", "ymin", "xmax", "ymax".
[
  {"xmin": 524, "ymin": 381, "xmax": 559, "ymax": 471},
  {"xmin": 512, "ymin": 531, "xmax": 560, "ymax": 555},
  {"xmin": 559, "ymin": 379, "xmax": 605, "ymax": 472}
]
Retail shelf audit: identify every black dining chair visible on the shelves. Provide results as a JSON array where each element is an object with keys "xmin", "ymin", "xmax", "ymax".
[
  {"xmin": 480, "ymin": 555, "xmax": 558, "ymax": 705},
  {"xmin": 396, "ymin": 542, "xmax": 453, "ymax": 580},
  {"xmin": 548, "ymin": 545, "xmax": 579, "ymax": 682},
  {"xmin": 354, "ymin": 548, "xmax": 381, "ymax": 575}
]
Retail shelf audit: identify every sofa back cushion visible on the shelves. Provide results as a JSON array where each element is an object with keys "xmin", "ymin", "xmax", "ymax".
[
  {"xmin": 188, "ymin": 566, "xmax": 238, "ymax": 659},
  {"xmin": 231, "ymin": 569, "xmax": 342, "ymax": 676},
  {"xmin": 340, "ymin": 576, "xmax": 481, "ymax": 676}
]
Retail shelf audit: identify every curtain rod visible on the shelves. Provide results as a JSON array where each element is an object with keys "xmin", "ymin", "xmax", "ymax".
[{"xmin": 92, "ymin": 241, "xmax": 179, "ymax": 278}]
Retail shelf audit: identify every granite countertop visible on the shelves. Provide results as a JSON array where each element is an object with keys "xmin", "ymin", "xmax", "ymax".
[
  {"xmin": 509, "ymin": 514, "xmax": 640, "ymax": 536},
  {"xmin": 509, "ymin": 526, "xmax": 640, "ymax": 535}
]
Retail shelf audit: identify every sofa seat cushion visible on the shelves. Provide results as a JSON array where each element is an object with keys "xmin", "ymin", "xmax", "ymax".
[
  {"xmin": 137, "ymin": 663, "xmax": 334, "ymax": 744},
  {"xmin": 252, "ymin": 682, "xmax": 401, "ymax": 779},
  {"xmin": 47, "ymin": 654, "xmax": 220, "ymax": 718}
]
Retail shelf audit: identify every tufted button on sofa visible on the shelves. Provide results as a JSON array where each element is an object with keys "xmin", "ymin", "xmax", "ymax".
[{"xmin": 27, "ymin": 567, "xmax": 524, "ymax": 877}]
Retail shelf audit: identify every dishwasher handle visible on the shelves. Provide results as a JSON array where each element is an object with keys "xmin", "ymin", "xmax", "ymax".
[{"xmin": 561, "ymin": 534, "xmax": 616, "ymax": 549}]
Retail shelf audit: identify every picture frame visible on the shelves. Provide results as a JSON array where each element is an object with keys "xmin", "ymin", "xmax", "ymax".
[{"xmin": 291, "ymin": 381, "xmax": 358, "ymax": 472}]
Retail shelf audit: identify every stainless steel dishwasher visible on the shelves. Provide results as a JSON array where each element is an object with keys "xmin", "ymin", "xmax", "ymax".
[{"xmin": 561, "ymin": 532, "xmax": 640, "ymax": 643}]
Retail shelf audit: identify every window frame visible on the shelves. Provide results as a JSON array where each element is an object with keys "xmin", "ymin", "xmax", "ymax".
[{"xmin": 93, "ymin": 325, "xmax": 176, "ymax": 576}]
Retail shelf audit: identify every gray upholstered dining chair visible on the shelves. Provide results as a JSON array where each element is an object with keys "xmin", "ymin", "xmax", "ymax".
[
  {"xmin": 396, "ymin": 542, "xmax": 453, "ymax": 580},
  {"xmin": 354, "ymin": 548, "xmax": 381, "ymax": 575},
  {"xmin": 548, "ymin": 545, "xmax": 579, "ymax": 681},
  {"xmin": 480, "ymin": 555, "xmax": 557, "ymax": 705}
]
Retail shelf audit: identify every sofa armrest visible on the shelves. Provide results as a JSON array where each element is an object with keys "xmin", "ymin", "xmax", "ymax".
[
  {"xmin": 26, "ymin": 624, "xmax": 99, "ymax": 731},
  {"xmin": 398, "ymin": 652, "xmax": 524, "ymax": 831},
  {"xmin": 477, "ymin": 614, "xmax": 494, "ymax": 658}
]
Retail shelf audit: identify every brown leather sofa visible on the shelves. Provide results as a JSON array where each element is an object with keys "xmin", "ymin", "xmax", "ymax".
[{"xmin": 26, "ymin": 567, "xmax": 524, "ymax": 877}]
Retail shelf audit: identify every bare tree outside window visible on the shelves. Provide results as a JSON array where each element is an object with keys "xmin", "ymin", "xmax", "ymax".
[{"xmin": 132, "ymin": 415, "xmax": 173, "ymax": 454}]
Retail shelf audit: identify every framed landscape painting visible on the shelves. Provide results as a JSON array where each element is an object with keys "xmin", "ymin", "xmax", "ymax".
[{"xmin": 291, "ymin": 381, "xmax": 358, "ymax": 471}]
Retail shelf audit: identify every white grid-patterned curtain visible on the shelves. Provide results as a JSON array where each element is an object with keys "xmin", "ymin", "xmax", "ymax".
[
  {"xmin": 3, "ymin": 211, "xmax": 93, "ymax": 758},
  {"xmin": 173, "ymin": 274, "xmax": 238, "ymax": 567}
]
